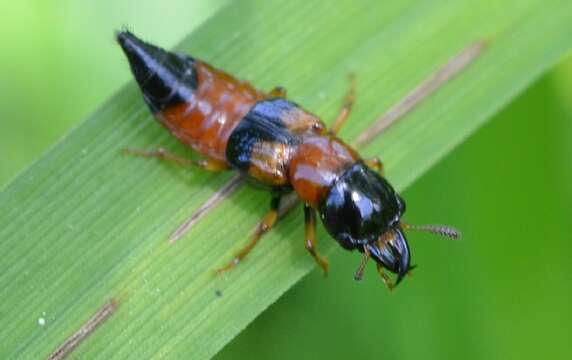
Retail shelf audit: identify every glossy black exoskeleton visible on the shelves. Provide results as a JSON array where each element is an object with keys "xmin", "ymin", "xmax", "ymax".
[{"xmin": 319, "ymin": 162, "xmax": 411, "ymax": 284}]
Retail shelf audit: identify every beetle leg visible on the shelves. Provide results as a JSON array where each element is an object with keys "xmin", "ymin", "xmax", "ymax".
[
  {"xmin": 123, "ymin": 147, "xmax": 229, "ymax": 171},
  {"xmin": 364, "ymin": 156, "xmax": 384, "ymax": 176},
  {"xmin": 268, "ymin": 86, "xmax": 287, "ymax": 98},
  {"xmin": 375, "ymin": 236, "xmax": 395, "ymax": 290},
  {"xmin": 215, "ymin": 194, "xmax": 282, "ymax": 275},
  {"xmin": 304, "ymin": 204, "xmax": 329, "ymax": 276},
  {"xmin": 376, "ymin": 263, "xmax": 395, "ymax": 291},
  {"xmin": 329, "ymin": 74, "xmax": 356, "ymax": 135},
  {"xmin": 353, "ymin": 245, "xmax": 370, "ymax": 281}
]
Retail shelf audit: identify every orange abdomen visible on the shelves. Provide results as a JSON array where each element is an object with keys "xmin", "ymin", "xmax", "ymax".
[{"xmin": 157, "ymin": 61, "xmax": 266, "ymax": 161}]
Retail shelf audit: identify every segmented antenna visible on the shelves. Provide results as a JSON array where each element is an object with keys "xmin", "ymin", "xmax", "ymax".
[{"xmin": 401, "ymin": 223, "xmax": 462, "ymax": 240}]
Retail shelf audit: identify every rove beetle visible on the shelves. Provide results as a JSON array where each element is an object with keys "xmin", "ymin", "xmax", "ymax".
[{"xmin": 117, "ymin": 31, "xmax": 460, "ymax": 290}]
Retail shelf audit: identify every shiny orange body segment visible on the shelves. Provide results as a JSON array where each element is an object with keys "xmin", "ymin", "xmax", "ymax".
[
  {"xmin": 243, "ymin": 107, "xmax": 329, "ymax": 187},
  {"xmin": 158, "ymin": 61, "xmax": 266, "ymax": 161},
  {"xmin": 289, "ymin": 135, "xmax": 360, "ymax": 207}
]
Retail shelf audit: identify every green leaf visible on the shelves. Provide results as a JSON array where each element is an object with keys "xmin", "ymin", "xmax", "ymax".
[{"xmin": 1, "ymin": 0, "xmax": 571, "ymax": 358}]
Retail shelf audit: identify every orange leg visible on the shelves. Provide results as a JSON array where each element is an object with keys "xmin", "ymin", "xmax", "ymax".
[
  {"xmin": 376, "ymin": 263, "xmax": 395, "ymax": 291},
  {"xmin": 364, "ymin": 156, "xmax": 384, "ymax": 176},
  {"xmin": 329, "ymin": 74, "xmax": 356, "ymax": 135},
  {"xmin": 123, "ymin": 147, "xmax": 229, "ymax": 171},
  {"xmin": 215, "ymin": 195, "xmax": 281, "ymax": 275},
  {"xmin": 353, "ymin": 246, "xmax": 371, "ymax": 281},
  {"xmin": 375, "ymin": 236, "xmax": 395, "ymax": 290},
  {"xmin": 304, "ymin": 204, "xmax": 329, "ymax": 276},
  {"xmin": 268, "ymin": 86, "xmax": 287, "ymax": 98}
]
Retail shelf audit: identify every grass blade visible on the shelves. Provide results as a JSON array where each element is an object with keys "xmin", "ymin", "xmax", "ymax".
[{"xmin": 1, "ymin": 0, "xmax": 571, "ymax": 359}]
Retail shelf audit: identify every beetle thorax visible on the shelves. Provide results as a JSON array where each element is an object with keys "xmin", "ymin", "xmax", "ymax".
[{"xmin": 288, "ymin": 135, "xmax": 360, "ymax": 207}]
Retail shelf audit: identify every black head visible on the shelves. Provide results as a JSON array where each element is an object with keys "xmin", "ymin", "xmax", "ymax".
[
  {"xmin": 319, "ymin": 162, "xmax": 413, "ymax": 284},
  {"xmin": 116, "ymin": 30, "xmax": 197, "ymax": 112},
  {"xmin": 319, "ymin": 162, "xmax": 405, "ymax": 248},
  {"xmin": 318, "ymin": 162, "xmax": 462, "ymax": 289}
]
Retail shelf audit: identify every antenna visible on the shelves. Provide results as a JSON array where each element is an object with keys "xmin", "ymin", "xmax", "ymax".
[{"xmin": 401, "ymin": 222, "xmax": 462, "ymax": 240}]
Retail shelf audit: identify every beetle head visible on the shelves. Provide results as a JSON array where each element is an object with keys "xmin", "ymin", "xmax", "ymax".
[
  {"xmin": 319, "ymin": 162, "xmax": 405, "ymax": 249},
  {"xmin": 319, "ymin": 161, "xmax": 460, "ymax": 289}
]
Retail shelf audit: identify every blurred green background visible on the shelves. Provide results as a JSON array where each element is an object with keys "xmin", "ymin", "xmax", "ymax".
[{"xmin": 1, "ymin": 1, "xmax": 571, "ymax": 359}]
